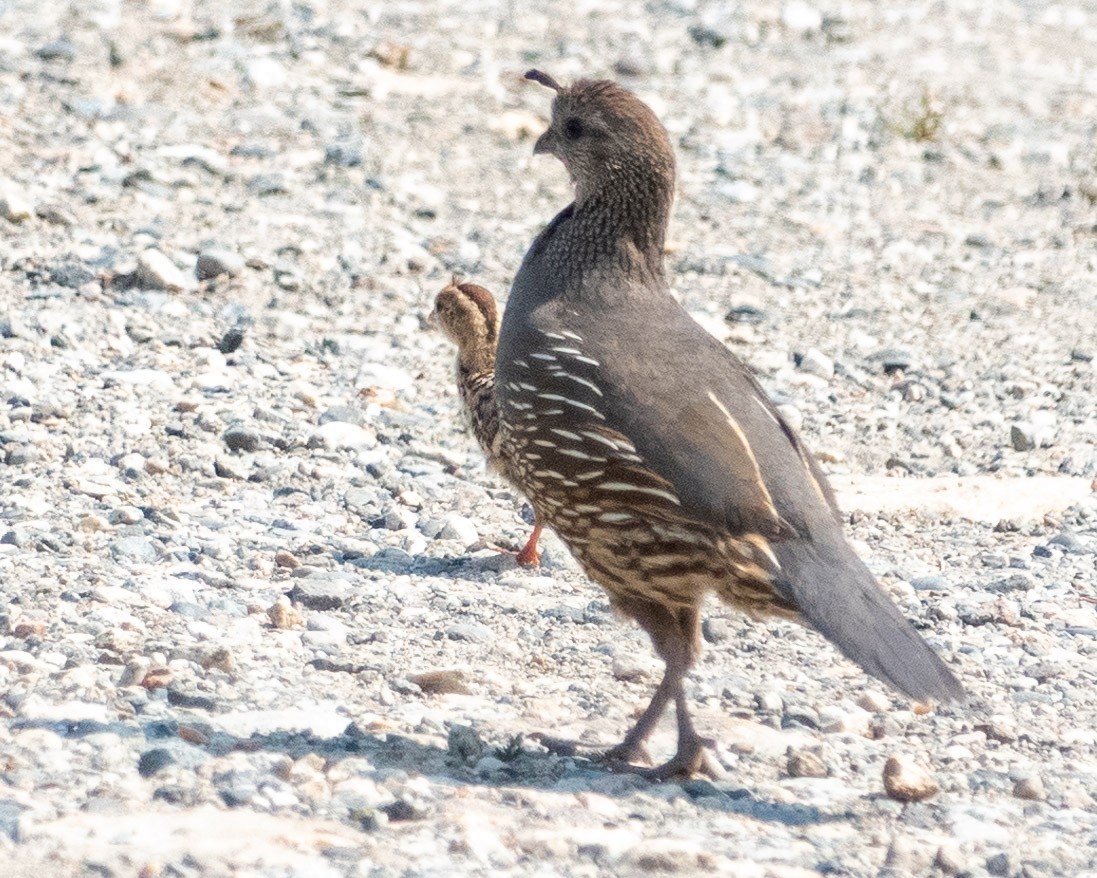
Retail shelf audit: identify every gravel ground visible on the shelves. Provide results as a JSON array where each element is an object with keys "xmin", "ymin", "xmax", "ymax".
[{"xmin": 1, "ymin": 1, "xmax": 1097, "ymax": 876}]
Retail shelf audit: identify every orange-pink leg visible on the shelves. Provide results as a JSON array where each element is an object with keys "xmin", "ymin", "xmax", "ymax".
[{"xmin": 515, "ymin": 519, "xmax": 543, "ymax": 567}]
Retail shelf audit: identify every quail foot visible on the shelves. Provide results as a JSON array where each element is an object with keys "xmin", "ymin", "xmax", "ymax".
[
  {"xmin": 432, "ymin": 277, "xmax": 543, "ymax": 566},
  {"xmin": 494, "ymin": 71, "xmax": 963, "ymax": 780}
]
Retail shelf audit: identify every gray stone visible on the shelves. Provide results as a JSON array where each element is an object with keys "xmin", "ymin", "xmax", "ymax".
[
  {"xmin": 214, "ymin": 456, "xmax": 247, "ymax": 479},
  {"xmin": 325, "ymin": 139, "xmax": 366, "ymax": 167},
  {"xmin": 288, "ymin": 578, "xmax": 350, "ymax": 611},
  {"xmin": 798, "ymin": 348, "xmax": 834, "ymax": 378},
  {"xmin": 438, "ymin": 515, "xmax": 478, "ymax": 546},
  {"xmin": 137, "ymin": 248, "xmax": 191, "ymax": 292},
  {"xmin": 0, "ymin": 188, "xmax": 33, "ymax": 223},
  {"xmin": 319, "ymin": 405, "xmax": 365, "ymax": 426},
  {"xmin": 1049, "ymin": 532, "xmax": 1092, "ymax": 554},
  {"xmin": 447, "ymin": 725, "xmax": 485, "ymax": 765},
  {"xmin": 0, "ymin": 799, "xmax": 28, "ymax": 842},
  {"xmin": 196, "ymin": 248, "xmax": 246, "ymax": 280},
  {"xmin": 50, "ymin": 260, "xmax": 96, "ymax": 288},
  {"xmin": 1013, "ymin": 775, "xmax": 1047, "ymax": 801},
  {"xmin": 910, "ymin": 575, "xmax": 951, "ymax": 591},
  {"xmin": 1010, "ymin": 423, "xmax": 1037, "ymax": 451},
  {"xmin": 446, "ymin": 622, "xmax": 493, "ymax": 642},
  {"xmin": 223, "ymin": 425, "xmax": 262, "ymax": 452},
  {"xmin": 36, "ymin": 39, "xmax": 77, "ymax": 61},
  {"xmin": 111, "ymin": 536, "xmax": 161, "ymax": 563},
  {"xmin": 308, "ymin": 422, "xmax": 376, "ymax": 450}
]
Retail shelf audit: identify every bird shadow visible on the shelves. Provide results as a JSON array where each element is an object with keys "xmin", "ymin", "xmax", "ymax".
[{"xmin": 13, "ymin": 715, "xmax": 843, "ymax": 828}]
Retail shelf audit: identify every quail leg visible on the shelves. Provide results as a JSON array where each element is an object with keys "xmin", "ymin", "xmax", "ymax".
[
  {"xmin": 635, "ymin": 690, "xmax": 723, "ymax": 780},
  {"xmin": 515, "ymin": 519, "xmax": 543, "ymax": 567},
  {"xmin": 601, "ymin": 601, "xmax": 719, "ymax": 777}
]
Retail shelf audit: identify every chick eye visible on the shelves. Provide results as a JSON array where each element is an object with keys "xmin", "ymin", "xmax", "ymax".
[{"xmin": 563, "ymin": 117, "xmax": 584, "ymax": 140}]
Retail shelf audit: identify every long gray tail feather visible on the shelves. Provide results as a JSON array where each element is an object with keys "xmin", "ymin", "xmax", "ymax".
[{"xmin": 771, "ymin": 537, "xmax": 963, "ymax": 703}]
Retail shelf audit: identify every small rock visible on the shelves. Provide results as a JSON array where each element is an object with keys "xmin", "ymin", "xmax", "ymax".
[
  {"xmin": 701, "ymin": 617, "xmax": 732, "ymax": 644},
  {"xmin": 935, "ymin": 843, "xmax": 968, "ymax": 875},
  {"xmin": 268, "ymin": 596, "xmax": 303, "ymax": 629},
  {"xmin": 612, "ymin": 656, "xmax": 652, "ymax": 683},
  {"xmin": 319, "ymin": 405, "xmax": 364, "ymax": 426},
  {"xmin": 222, "ymin": 425, "xmax": 262, "ymax": 452},
  {"xmin": 1010, "ymin": 423, "xmax": 1036, "ymax": 452},
  {"xmin": 1048, "ymin": 532, "xmax": 1091, "ymax": 554},
  {"xmin": 868, "ymin": 348, "xmax": 914, "ymax": 374},
  {"xmin": 438, "ymin": 515, "xmax": 478, "ymax": 546},
  {"xmin": 287, "ymin": 579, "xmax": 350, "ymax": 611},
  {"xmin": 725, "ymin": 304, "xmax": 767, "ymax": 325},
  {"xmin": 200, "ymin": 647, "xmax": 236, "ymax": 674},
  {"xmin": 408, "ymin": 670, "xmax": 471, "ymax": 695},
  {"xmin": 475, "ymin": 756, "xmax": 507, "ymax": 776},
  {"xmin": 775, "ymin": 403, "xmax": 803, "ymax": 432},
  {"xmin": 884, "ymin": 835, "xmax": 935, "ymax": 874},
  {"xmin": 218, "ymin": 327, "xmax": 246, "ymax": 354},
  {"xmin": 446, "ymin": 622, "xmax": 493, "ymax": 643},
  {"xmin": 274, "ymin": 550, "xmax": 301, "ymax": 569},
  {"xmin": 138, "ymin": 748, "xmax": 176, "ymax": 778},
  {"xmin": 798, "ymin": 348, "xmax": 834, "ymax": 378},
  {"xmin": 308, "ymin": 421, "xmax": 376, "ymax": 450},
  {"xmin": 787, "ymin": 748, "xmax": 829, "ymax": 778},
  {"xmin": 111, "ymin": 536, "xmax": 160, "ymax": 563},
  {"xmin": 118, "ymin": 657, "xmax": 150, "ymax": 687},
  {"xmin": 248, "ymin": 173, "xmax": 289, "ymax": 196},
  {"xmin": 141, "ymin": 667, "xmax": 173, "ymax": 690},
  {"xmin": 325, "ymin": 140, "xmax": 365, "ymax": 167},
  {"xmin": 166, "ymin": 685, "xmax": 217, "ymax": 711},
  {"xmin": 883, "ymin": 754, "xmax": 939, "ymax": 802},
  {"xmin": 380, "ymin": 797, "xmax": 429, "ymax": 822},
  {"xmin": 857, "ymin": 690, "xmax": 890, "ymax": 713},
  {"xmin": 782, "ymin": 0, "xmax": 823, "ymax": 32},
  {"xmin": 109, "ymin": 506, "xmax": 145, "ymax": 525},
  {"xmin": 213, "ymin": 457, "xmax": 247, "ymax": 479},
  {"xmin": 12, "ymin": 620, "xmax": 46, "ymax": 639},
  {"xmin": 196, "ymin": 248, "xmax": 245, "ymax": 280},
  {"xmin": 36, "ymin": 204, "xmax": 75, "ymax": 226},
  {"xmin": 0, "ymin": 187, "xmax": 33, "ymax": 223},
  {"xmin": 50, "ymin": 260, "xmax": 96, "ymax": 289},
  {"xmin": 5, "ymin": 445, "xmax": 39, "ymax": 466},
  {"xmin": 380, "ymin": 506, "xmax": 418, "ymax": 531},
  {"xmin": 447, "ymin": 725, "xmax": 484, "ymax": 765},
  {"xmin": 137, "ymin": 248, "xmax": 190, "ymax": 292},
  {"xmin": 245, "ymin": 57, "xmax": 288, "ymax": 89},
  {"xmin": 1013, "ymin": 775, "xmax": 1047, "ymax": 801},
  {"xmin": 987, "ymin": 573, "xmax": 1034, "ymax": 593}
]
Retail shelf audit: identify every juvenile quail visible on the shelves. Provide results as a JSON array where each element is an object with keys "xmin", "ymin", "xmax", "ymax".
[
  {"xmin": 495, "ymin": 70, "xmax": 962, "ymax": 778},
  {"xmin": 433, "ymin": 278, "xmax": 543, "ymax": 566}
]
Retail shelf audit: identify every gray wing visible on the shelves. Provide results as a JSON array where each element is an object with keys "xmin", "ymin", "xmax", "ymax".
[
  {"xmin": 576, "ymin": 299, "xmax": 962, "ymax": 702},
  {"xmin": 585, "ymin": 307, "xmax": 840, "ymax": 544}
]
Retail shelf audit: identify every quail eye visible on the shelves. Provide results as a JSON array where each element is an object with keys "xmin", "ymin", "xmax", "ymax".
[{"xmin": 563, "ymin": 117, "xmax": 584, "ymax": 140}]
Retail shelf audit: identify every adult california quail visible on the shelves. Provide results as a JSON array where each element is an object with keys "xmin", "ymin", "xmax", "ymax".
[
  {"xmin": 494, "ymin": 70, "xmax": 962, "ymax": 778},
  {"xmin": 433, "ymin": 277, "xmax": 543, "ymax": 566}
]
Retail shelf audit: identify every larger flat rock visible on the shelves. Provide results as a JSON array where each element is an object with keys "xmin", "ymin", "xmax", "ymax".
[{"xmin": 833, "ymin": 475, "xmax": 1095, "ymax": 523}]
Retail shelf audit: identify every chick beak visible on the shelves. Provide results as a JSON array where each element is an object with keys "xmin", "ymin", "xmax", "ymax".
[
  {"xmin": 425, "ymin": 309, "xmax": 438, "ymax": 330},
  {"xmin": 533, "ymin": 129, "xmax": 556, "ymax": 156}
]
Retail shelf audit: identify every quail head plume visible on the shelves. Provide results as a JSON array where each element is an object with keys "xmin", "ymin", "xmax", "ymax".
[{"xmin": 490, "ymin": 70, "xmax": 961, "ymax": 779}]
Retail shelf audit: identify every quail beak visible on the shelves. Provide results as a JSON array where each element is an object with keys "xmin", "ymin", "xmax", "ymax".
[
  {"xmin": 425, "ymin": 309, "xmax": 438, "ymax": 330},
  {"xmin": 533, "ymin": 129, "xmax": 556, "ymax": 156}
]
